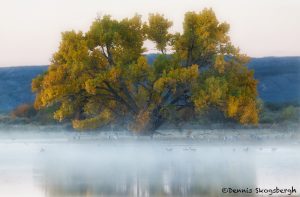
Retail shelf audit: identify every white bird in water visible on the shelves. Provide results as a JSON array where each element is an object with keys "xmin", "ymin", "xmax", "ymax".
[
  {"xmin": 243, "ymin": 147, "xmax": 249, "ymax": 152},
  {"xmin": 112, "ymin": 135, "xmax": 118, "ymax": 140},
  {"xmin": 73, "ymin": 135, "xmax": 80, "ymax": 140},
  {"xmin": 189, "ymin": 147, "xmax": 196, "ymax": 151},
  {"xmin": 166, "ymin": 147, "xmax": 173, "ymax": 151}
]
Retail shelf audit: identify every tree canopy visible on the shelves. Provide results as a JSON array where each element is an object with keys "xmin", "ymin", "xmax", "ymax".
[{"xmin": 32, "ymin": 8, "xmax": 259, "ymax": 134}]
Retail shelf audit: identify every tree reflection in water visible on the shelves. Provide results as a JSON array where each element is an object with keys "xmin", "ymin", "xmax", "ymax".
[{"xmin": 34, "ymin": 144, "xmax": 256, "ymax": 197}]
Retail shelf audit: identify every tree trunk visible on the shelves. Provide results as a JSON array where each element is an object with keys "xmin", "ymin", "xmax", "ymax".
[
  {"xmin": 186, "ymin": 48, "xmax": 193, "ymax": 67},
  {"xmin": 141, "ymin": 109, "xmax": 165, "ymax": 136}
]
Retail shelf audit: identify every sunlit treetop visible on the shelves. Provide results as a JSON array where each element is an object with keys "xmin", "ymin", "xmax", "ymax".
[{"xmin": 146, "ymin": 13, "xmax": 173, "ymax": 54}]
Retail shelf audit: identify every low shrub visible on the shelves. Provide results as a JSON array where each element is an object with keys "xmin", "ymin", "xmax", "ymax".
[
  {"xmin": 280, "ymin": 105, "xmax": 298, "ymax": 121},
  {"xmin": 11, "ymin": 103, "xmax": 36, "ymax": 118}
]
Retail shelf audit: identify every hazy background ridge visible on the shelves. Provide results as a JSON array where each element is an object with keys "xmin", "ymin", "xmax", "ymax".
[{"xmin": 0, "ymin": 56, "xmax": 299, "ymax": 113}]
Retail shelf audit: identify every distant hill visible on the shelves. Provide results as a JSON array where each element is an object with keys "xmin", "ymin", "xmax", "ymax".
[
  {"xmin": 0, "ymin": 57, "xmax": 299, "ymax": 113},
  {"xmin": 0, "ymin": 66, "xmax": 48, "ymax": 113},
  {"xmin": 248, "ymin": 57, "xmax": 300, "ymax": 104}
]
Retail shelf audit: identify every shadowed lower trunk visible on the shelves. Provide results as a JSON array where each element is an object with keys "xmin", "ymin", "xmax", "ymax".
[{"xmin": 141, "ymin": 108, "xmax": 165, "ymax": 136}]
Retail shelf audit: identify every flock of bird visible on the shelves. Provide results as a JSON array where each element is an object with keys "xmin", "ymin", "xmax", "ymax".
[
  {"xmin": 36, "ymin": 132, "xmax": 280, "ymax": 154},
  {"xmin": 164, "ymin": 146, "xmax": 278, "ymax": 152}
]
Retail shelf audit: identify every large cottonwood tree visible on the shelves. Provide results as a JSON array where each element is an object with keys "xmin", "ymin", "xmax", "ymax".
[{"xmin": 32, "ymin": 9, "xmax": 259, "ymax": 134}]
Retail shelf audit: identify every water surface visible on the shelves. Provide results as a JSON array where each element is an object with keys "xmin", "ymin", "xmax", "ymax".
[{"xmin": 0, "ymin": 130, "xmax": 299, "ymax": 197}]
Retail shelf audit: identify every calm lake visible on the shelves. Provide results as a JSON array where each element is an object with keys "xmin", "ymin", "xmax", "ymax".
[{"xmin": 0, "ymin": 129, "xmax": 299, "ymax": 197}]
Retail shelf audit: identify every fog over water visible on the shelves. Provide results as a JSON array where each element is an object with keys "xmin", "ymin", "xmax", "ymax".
[{"xmin": 0, "ymin": 129, "xmax": 299, "ymax": 197}]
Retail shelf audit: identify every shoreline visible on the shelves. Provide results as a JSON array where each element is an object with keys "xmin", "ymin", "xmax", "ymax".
[{"xmin": 0, "ymin": 123, "xmax": 299, "ymax": 145}]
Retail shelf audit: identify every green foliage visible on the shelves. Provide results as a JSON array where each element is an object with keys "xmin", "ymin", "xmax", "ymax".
[
  {"xmin": 281, "ymin": 105, "xmax": 298, "ymax": 121},
  {"xmin": 32, "ymin": 9, "xmax": 259, "ymax": 134},
  {"xmin": 153, "ymin": 54, "xmax": 179, "ymax": 75},
  {"xmin": 86, "ymin": 14, "xmax": 145, "ymax": 66},
  {"xmin": 146, "ymin": 13, "xmax": 173, "ymax": 54},
  {"xmin": 173, "ymin": 8, "xmax": 232, "ymax": 67},
  {"xmin": 259, "ymin": 103, "xmax": 299, "ymax": 124}
]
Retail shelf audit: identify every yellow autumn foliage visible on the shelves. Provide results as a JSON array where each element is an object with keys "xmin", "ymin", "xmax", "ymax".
[
  {"xmin": 72, "ymin": 109, "xmax": 112, "ymax": 130},
  {"xmin": 227, "ymin": 96, "xmax": 239, "ymax": 117},
  {"xmin": 32, "ymin": 9, "xmax": 259, "ymax": 133}
]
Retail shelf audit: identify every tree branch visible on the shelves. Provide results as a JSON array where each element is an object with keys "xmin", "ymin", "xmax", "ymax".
[{"xmin": 103, "ymin": 80, "xmax": 137, "ymax": 114}]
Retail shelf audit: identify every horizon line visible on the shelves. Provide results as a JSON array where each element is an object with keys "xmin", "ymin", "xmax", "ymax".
[{"xmin": 1, "ymin": 55, "xmax": 300, "ymax": 68}]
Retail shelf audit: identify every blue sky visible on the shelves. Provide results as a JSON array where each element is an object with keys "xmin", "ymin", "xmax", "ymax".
[{"xmin": 0, "ymin": 0, "xmax": 299, "ymax": 66}]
